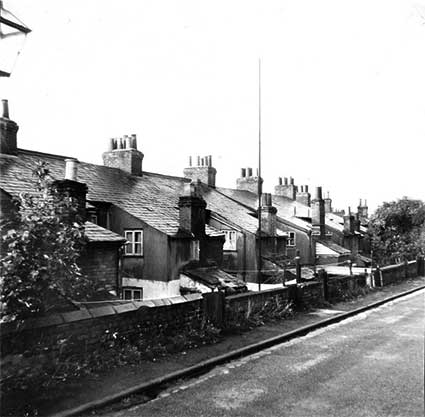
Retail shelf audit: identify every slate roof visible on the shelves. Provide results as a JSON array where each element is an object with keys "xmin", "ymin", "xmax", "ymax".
[
  {"xmin": 0, "ymin": 149, "xmax": 256, "ymax": 237},
  {"xmin": 182, "ymin": 266, "xmax": 247, "ymax": 294},
  {"xmin": 217, "ymin": 187, "xmax": 311, "ymax": 232},
  {"xmin": 84, "ymin": 221, "xmax": 126, "ymax": 244},
  {"xmin": 217, "ymin": 187, "xmax": 367, "ymax": 236},
  {"xmin": 317, "ymin": 240, "xmax": 351, "ymax": 255},
  {"xmin": 196, "ymin": 183, "xmax": 262, "ymax": 234}
]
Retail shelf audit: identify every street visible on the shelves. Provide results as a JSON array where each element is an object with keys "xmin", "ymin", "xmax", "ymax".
[{"xmin": 102, "ymin": 291, "xmax": 424, "ymax": 417}]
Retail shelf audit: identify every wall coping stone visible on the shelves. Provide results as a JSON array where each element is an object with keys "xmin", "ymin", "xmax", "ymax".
[
  {"xmin": 183, "ymin": 293, "xmax": 203, "ymax": 302},
  {"xmin": 112, "ymin": 303, "xmax": 138, "ymax": 314},
  {"xmin": 151, "ymin": 299, "xmax": 167, "ymax": 307},
  {"xmin": 381, "ymin": 260, "xmax": 416, "ymax": 272},
  {"xmin": 297, "ymin": 280, "xmax": 321, "ymax": 288},
  {"xmin": 61, "ymin": 309, "xmax": 92, "ymax": 323},
  {"xmin": 89, "ymin": 305, "xmax": 116, "ymax": 318},
  {"xmin": 133, "ymin": 300, "xmax": 155, "ymax": 308},
  {"xmin": 226, "ymin": 287, "xmax": 289, "ymax": 302},
  {"xmin": 169, "ymin": 296, "xmax": 187, "ymax": 304}
]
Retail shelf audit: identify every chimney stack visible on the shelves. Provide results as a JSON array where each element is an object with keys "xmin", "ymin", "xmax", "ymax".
[
  {"xmin": 51, "ymin": 159, "xmax": 88, "ymax": 223},
  {"xmin": 324, "ymin": 191, "xmax": 332, "ymax": 213},
  {"xmin": 311, "ymin": 186, "xmax": 326, "ymax": 238},
  {"xmin": 0, "ymin": 99, "xmax": 19, "ymax": 155},
  {"xmin": 102, "ymin": 134, "xmax": 144, "ymax": 175},
  {"xmin": 274, "ymin": 175, "xmax": 296, "ymax": 200},
  {"xmin": 296, "ymin": 184, "xmax": 311, "ymax": 206},
  {"xmin": 183, "ymin": 154, "xmax": 217, "ymax": 187},
  {"xmin": 261, "ymin": 192, "xmax": 277, "ymax": 236},
  {"xmin": 357, "ymin": 198, "xmax": 369, "ymax": 225},
  {"xmin": 236, "ymin": 166, "xmax": 261, "ymax": 193},
  {"xmin": 178, "ymin": 182, "xmax": 207, "ymax": 238},
  {"xmin": 344, "ymin": 207, "xmax": 355, "ymax": 234}
]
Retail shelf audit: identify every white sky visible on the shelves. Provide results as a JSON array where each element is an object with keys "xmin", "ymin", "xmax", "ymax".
[{"xmin": 1, "ymin": 0, "xmax": 425, "ymax": 212}]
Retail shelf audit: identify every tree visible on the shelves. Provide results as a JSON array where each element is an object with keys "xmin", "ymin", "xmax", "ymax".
[
  {"xmin": 369, "ymin": 197, "xmax": 425, "ymax": 265},
  {"xmin": 0, "ymin": 162, "xmax": 91, "ymax": 321}
]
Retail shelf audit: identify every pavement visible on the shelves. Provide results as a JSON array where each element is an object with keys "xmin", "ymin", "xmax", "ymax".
[
  {"xmin": 101, "ymin": 289, "xmax": 425, "ymax": 417},
  {"xmin": 41, "ymin": 277, "xmax": 424, "ymax": 417}
]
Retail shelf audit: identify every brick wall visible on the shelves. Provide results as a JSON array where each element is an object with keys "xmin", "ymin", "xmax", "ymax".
[
  {"xmin": 0, "ymin": 294, "xmax": 203, "ymax": 358},
  {"xmin": 79, "ymin": 244, "xmax": 119, "ymax": 292}
]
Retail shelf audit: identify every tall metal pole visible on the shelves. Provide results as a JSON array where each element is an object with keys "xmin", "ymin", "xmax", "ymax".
[{"xmin": 257, "ymin": 58, "xmax": 262, "ymax": 292}]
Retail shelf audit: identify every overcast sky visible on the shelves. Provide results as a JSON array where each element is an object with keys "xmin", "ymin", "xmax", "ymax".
[{"xmin": 1, "ymin": 0, "xmax": 424, "ymax": 212}]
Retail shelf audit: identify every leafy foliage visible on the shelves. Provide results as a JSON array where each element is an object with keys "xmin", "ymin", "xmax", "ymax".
[
  {"xmin": 369, "ymin": 197, "xmax": 425, "ymax": 265},
  {"xmin": 0, "ymin": 162, "xmax": 91, "ymax": 321}
]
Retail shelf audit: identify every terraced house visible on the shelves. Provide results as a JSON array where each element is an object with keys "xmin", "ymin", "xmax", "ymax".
[{"xmin": 0, "ymin": 101, "xmax": 289, "ymax": 300}]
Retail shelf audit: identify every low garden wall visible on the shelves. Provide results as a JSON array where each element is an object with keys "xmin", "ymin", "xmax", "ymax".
[
  {"xmin": 374, "ymin": 260, "xmax": 419, "ymax": 287},
  {"xmin": 326, "ymin": 274, "xmax": 368, "ymax": 301},
  {"xmin": 1, "ymin": 294, "xmax": 204, "ymax": 358},
  {"xmin": 225, "ymin": 287, "xmax": 292, "ymax": 327},
  {"xmin": 2, "ymin": 259, "xmax": 423, "ymax": 359}
]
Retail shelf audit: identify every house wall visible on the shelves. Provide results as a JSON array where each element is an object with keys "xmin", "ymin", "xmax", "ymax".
[
  {"xmin": 109, "ymin": 205, "xmax": 169, "ymax": 283},
  {"xmin": 278, "ymin": 221, "xmax": 313, "ymax": 264},
  {"xmin": 168, "ymin": 237, "xmax": 194, "ymax": 281},
  {"xmin": 208, "ymin": 219, "xmax": 257, "ymax": 283}
]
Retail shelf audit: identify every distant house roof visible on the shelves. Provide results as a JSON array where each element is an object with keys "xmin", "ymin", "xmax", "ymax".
[{"xmin": 217, "ymin": 187, "xmax": 312, "ymax": 233}]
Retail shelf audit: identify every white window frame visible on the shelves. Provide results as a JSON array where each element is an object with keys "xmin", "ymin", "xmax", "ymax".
[
  {"xmin": 287, "ymin": 231, "xmax": 296, "ymax": 247},
  {"xmin": 223, "ymin": 230, "xmax": 237, "ymax": 251},
  {"xmin": 124, "ymin": 230, "xmax": 143, "ymax": 256},
  {"xmin": 122, "ymin": 288, "xmax": 143, "ymax": 300}
]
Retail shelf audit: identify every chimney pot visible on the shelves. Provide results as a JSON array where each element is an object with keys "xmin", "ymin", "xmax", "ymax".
[
  {"xmin": 241, "ymin": 168, "xmax": 246, "ymax": 178},
  {"xmin": 108, "ymin": 138, "xmax": 115, "ymax": 151},
  {"xmin": 300, "ymin": 185, "xmax": 304, "ymax": 193},
  {"xmin": 65, "ymin": 158, "xmax": 79, "ymax": 181},
  {"xmin": 266, "ymin": 193, "xmax": 272, "ymax": 206},
  {"xmin": 305, "ymin": 185, "xmax": 309, "ymax": 193},
  {"xmin": 131, "ymin": 134, "xmax": 137, "ymax": 149},
  {"xmin": 278, "ymin": 177, "xmax": 282, "ymax": 185},
  {"xmin": 290, "ymin": 177, "xmax": 294, "ymax": 185},
  {"xmin": 284, "ymin": 177, "xmax": 288, "ymax": 185},
  {"xmin": 125, "ymin": 135, "xmax": 132, "ymax": 149},
  {"xmin": 2, "ymin": 99, "xmax": 9, "ymax": 119},
  {"xmin": 314, "ymin": 186, "xmax": 322, "ymax": 200},
  {"xmin": 247, "ymin": 167, "xmax": 253, "ymax": 177}
]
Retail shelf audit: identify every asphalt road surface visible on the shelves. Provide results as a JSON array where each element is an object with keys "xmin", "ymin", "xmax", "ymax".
[{"xmin": 103, "ymin": 291, "xmax": 424, "ymax": 417}]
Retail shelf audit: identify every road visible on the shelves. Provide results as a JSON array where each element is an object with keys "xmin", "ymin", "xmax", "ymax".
[{"xmin": 102, "ymin": 291, "xmax": 424, "ymax": 417}]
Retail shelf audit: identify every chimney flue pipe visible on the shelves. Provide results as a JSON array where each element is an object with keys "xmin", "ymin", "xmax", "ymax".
[
  {"xmin": 2, "ymin": 99, "xmax": 9, "ymax": 118},
  {"xmin": 65, "ymin": 158, "xmax": 79, "ymax": 181}
]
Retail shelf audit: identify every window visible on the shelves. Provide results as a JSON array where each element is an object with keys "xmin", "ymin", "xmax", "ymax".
[
  {"xmin": 124, "ymin": 230, "xmax": 143, "ymax": 255},
  {"xmin": 123, "ymin": 288, "xmax": 143, "ymax": 300},
  {"xmin": 287, "ymin": 231, "xmax": 296, "ymax": 247},
  {"xmin": 223, "ymin": 230, "xmax": 237, "ymax": 251}
]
